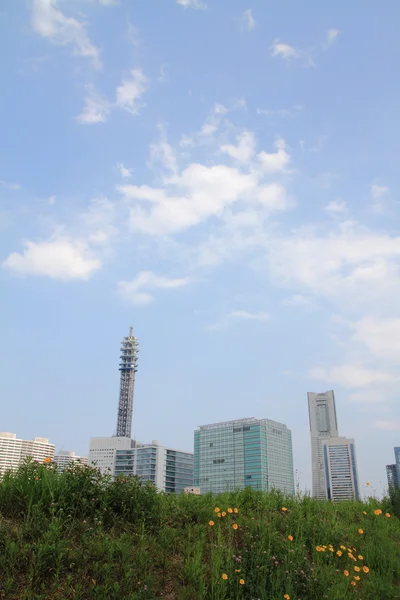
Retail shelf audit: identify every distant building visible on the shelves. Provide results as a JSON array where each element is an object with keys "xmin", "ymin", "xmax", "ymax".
[
  {"xmin": 395, "ymin": 447, "xmax": 400, "ymax": 487},
  {"xmin": 53, "ymin": 451, "xmax": 88, "ymax": 473},
  {"xmin": 308, "ymin": 391, "xmax": 339, "ymax": 499},
  {"xmin": 322, "ymin": 437, "xmax": 359, "ymax": 502},
  {"xmin": 115, "ymin": 440, "xmax": 194, "ymax": 494},
  {"xmin": 0, "ymin": 432, "xmax": 55, "ymax": 476},
  {"xmin": 386, "ymin": 447, "xmax": 400, "ymax": 497},
  {"xmin": 194, "ymin": 417, "xmax": 294, "ymax": 495},
  {"xmin": 89, "ymin": 436, "xmax": 134, "ymax": 475}
]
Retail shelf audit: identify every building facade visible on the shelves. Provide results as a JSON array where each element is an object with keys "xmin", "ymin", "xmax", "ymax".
[
  {"xmin": 193, "ymin": 417, "xmax": 294, "ymax": 495},
  {"xmin": 114, "ymin": 441, "xmax": 194, "ymax": 494},
  {"xmin": 0, "ymin": 432, "xmax": 55, "ymax": 476},
  {"xmin": 89, "ymin": 436, "xmax": 134, "ymax": 475},
  {"xmin": 308, "ymin": 391, "xmax": 339, "ymax": 499},
  {"xmin": 386, "ymin": 447, "xmax": 400, "ymax": 497},
  {"xmin": 322, "ymin": 437, "xmax": 359, "ymax": 502},
  {"xmin": 53, "ymin": 451, "xmax": 88, "ymax": 473}
]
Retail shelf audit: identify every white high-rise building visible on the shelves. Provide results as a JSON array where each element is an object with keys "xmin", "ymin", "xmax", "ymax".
[
  {"xmin": 0, "ymin": 432, "xmax": 55, "ymax": 476},
  {"xmin": 307, "ymin": 391, "xmax": 339, "ymax": 499},
  {"xmin": 322, "ymin": 437, "xmax": 359, "ymax": 502},
  {"xmin": 53, "ymin": 451, "xmax": 88, "ymax": 473},
  {"xmin": 89, "ymin": 436, "xmax": 134, "ymax": 475}
]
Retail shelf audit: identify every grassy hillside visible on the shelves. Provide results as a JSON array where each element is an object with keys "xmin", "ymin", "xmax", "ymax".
[{"xmin": 0, "ymin": 460, "xmax": 399, "ymax": 600}]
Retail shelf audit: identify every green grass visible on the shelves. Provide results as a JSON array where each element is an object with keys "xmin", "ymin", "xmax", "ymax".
[{"xmin": 0, "ymin": 460, "xmax": 399, "ymax": 599}]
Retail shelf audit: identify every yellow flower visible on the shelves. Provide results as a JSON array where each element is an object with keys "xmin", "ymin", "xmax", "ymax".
[
  {"xmin": 284, "ymin": 595, "xmax": 290, "ymax": 600},
  {"xmin": 351, "ymin": 581, "xmax": 357, "ymax": 587},
  {"xmin": 43, "ymin": 457, "xmax": 52, "ymax": 464},
  {"xmin": 329, "ymin": 546, "xmax": 334, "ymax": 552},
  {"xmin": 221, "ymin": 574, "xmax": 228, "ymax": 580},
  {"xmin": 358, "ymin": 529, "xmax": 364, "ymax": 535},
  {"xmin": 363, "ymin": 566, "xmax": 369, "ymax": 574},
  {"xmin": 354, "ymin": 566, "xmax": 360, "ymax": 572},
  {"xmin": 281, "ymin": 507, "xmax": 288, "ymax": 512},
  {"xmin": 363, "ymin": 511, "xmax": 367, "ymax": 515},
  {"xmin": 228, "ymin": 508, "xmax": 233, "ymax": 513},
  {"xmin": 217, "ymin": 513, "xmax": 222, "ymax": 518},
  {"xmin": 374, "ymin": 509, "xmax": 382, "ymax": 516},
  {"xmin": 209, "ymin": 521, "xmax": 215, "ymax": 527},
  {"xmin": 358, "ymin": 555, "xmax": 363, "ymax": 560},
  {"xmin": 239, "ymin": 579, "xmax": 245, "ymax": 585},
  {"xmin": 235, "ymin": 569, "xmax": 241, "ymax": 573},
  {"xmin": 234, "ymin": 508, "xmax": 239, "ymax": 513},
  {"xmin": 214, "ymin": 507, "xmax": 220, "ymax": 513},
  {"xmin": 232, "ymin": 523, "xmax": 239, "ymax": 530},
  {"xmin": 385, "ymin": 512, "xmax": 391, "ymax": 518},
  {"xmin": 287, "ymin": 535, "xmax": 293, "ymax": 541},
  {"xmin": 344, "ymin": 570, "xmax": 349, "ymax": 577},
  {"xmin": 354, "ymin": 576, "xmax": 360, "ymax": 581},
  {"xmin": 336, "ymin": 550, "xmax": 343, "ymax": 557},
  {"xmin": 316, "ymin": 546, "xmax": 321, "ymax": 552},
  {"xmin": 340, "ymin": 545, "xmax": 346, "ymax": 550},
  {"xmin": 222, "ymin": 512, "xmax": 226, "ymax": 517}
]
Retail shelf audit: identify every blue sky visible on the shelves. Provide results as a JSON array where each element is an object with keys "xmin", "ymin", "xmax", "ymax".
[{"xmin": 1, "ymin": 0, "xmax": 400, "ymax": 495}]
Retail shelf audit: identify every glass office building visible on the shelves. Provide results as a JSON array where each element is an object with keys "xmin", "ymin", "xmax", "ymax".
[
  {"xmin": 114, "ymin": 441, "xmax": 193, "ymax": 494},
  {"xmin": 194, "ymin": 417, "xmax": 294, "ymax": 495},
  {"xmin": 386, "ymin": 447, "xmax": 400, "ymax": 497},
  {"xmin": 322, "ymin": 437, "xmax": 359, "ymax": 502}
]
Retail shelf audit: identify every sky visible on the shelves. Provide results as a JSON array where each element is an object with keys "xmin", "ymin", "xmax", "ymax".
[{"xmin": 1, "ymin": 0, "xmax": 400, "ymax": 496}]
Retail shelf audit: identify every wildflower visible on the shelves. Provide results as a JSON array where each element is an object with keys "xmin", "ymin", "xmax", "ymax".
[
  {"xmin": 281, "ymin": 507, "xmax": 288, "ymax": 512},
  {"xmin": 228, "ymin": 508, "xmax": 233, "ymax": 513},
  {"xmin": 340, "ymin": 545, "xmax": 346, "ymax": 550},
  {"xmin": 234, "ymin": 508, "xmax": 239, "ymax": 513},
  {"xmin": 214, "ymin": 507, "xmax": 220, "ymax": 513},
  {"xmin": 316, "ymin": 546, "xmax": 321, "ymax": 552},
  {"xmin": 288, "ymin": 535, "xmax": 293, "ymax": 541},
  {"xmin": 43, "ymin": 457, "xmax": 52, "ymax": 464},
  {"xmin": 222, "ymin": 512, "xmax": 226, "ymax": 517},
  {"xmin": 239, "ymin": 579, "xmax": 245, "ymax": 585},
  {"xmin": 363, "ymin": 511, "xmax": 367, "ymax": 515},
  {"xmin": 233, "ymin": 523, "xmax": 239, "ymax": 530},
  {"xmin": 235, "ymin": 569, "xmax": 241, "ymax": 573},
  {"xmin": 358, "ymin": 555, "xmax": 363, "ymax": 560},
  {"xmin": 351, "ymin": 581, "xmax": 357, "ymax": 587},
  {"xmin": 221, "ymin": 574, "xmax": 228, "ymax": 580},
  {"xmin": 363, "ymin": 566, "xmax": 369, "ymax": 574},
  {"xmin": 217, "ymin": 512, "xmax": 222, "ymax": 518},
  {"xmin": 385, "ymin": 512, "xmax": 391, "ymax": 518},
  {"xmin": 336, "ymin": 550, "xmax": 343, "ymax": 557},
  {"xmin": 354, "ymin": 576, "xmax": 360, "ymax": 581},
  {"xmin": 329, "ymin": 546, "xmax": 334, "ymax": 552},
  {"xmin": 358, "ymin": 529, "xmax": 364, "ymax": 535},
  {"xmin": 209, "ymin": 521, "xmax": 215, "ymax": 527},
  {"xmin": 374, "ymin": 509, "xmax": 382, "ymax": 515},
  {"xmin": 344, "ymin": 570, "xmax": 349, "ymax": 577},
  {"xmin": 354, "ymin": 566, "xmax": 360, "ymax": 572},
  {"xmin": 284, "ymin": 595, "xmax": 291, "ymax": 600}
]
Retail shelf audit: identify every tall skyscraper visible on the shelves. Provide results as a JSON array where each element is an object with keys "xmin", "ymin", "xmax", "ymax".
[
  {"xmin": 115, "ymin": 327, "xmax": 139, "ymax": 438},
  {"xmin": 386, "ymin": 447, "xmax": 400, "ymax": 497},
  {"xmin": 193, "ymin": 417, "xmax": 295, "ymax": 495},
  {"xmin": 0, "ymin": 432, "xmax": 55, "ymax": 475},
  {"xmin": 322, "ymin": 437, "xmax": 359, "ymax": 502},
  {"xmin": 308, "ymin": 391, "xmax": 339, "ymax": 499}
]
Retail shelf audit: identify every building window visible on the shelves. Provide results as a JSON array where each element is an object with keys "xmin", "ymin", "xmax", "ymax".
[
  {"xmin": 213, "ymin": 459, "xmax": 225, "ymax": 464},
  {"xmin": 209, "ymin": 443, "xmax": 213, "ymax": 447}
]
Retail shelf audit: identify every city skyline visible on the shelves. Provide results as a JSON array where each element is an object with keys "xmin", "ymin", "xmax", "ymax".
[{"xmin": 2, "ymin": 1, "xmax": 400, "ymax": 496}]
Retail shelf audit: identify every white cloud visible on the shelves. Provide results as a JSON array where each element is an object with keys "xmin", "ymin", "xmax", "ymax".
[
  {"xmin": 209, "ymin": 309, "xmax": 270, "ymax": 330},
  {"xmin": 2, "ymin": 236, "xmax": 101, "ymax": 280},
  {"xmin": 241, "ymin": 9, "xmax": 256, "ymax": 31},
  {"xmin": 284, "ymin": 294, "xmax": 310, "ymax": 307},
  {"xmin": 352, "ymin": 316, "xmax": 400, "ymax": 364},
  {"xmin": 324, "ymin": 28, "xmax": 340, "ymax": 48},
  {"xmin": 115, "ymin": 68, "xmax": 149, "ymax": 115},
  {"xmin": 118, "ymin": 271, "xmax": 190, "ymax": 305},
  {"xmin": 176, "ymin": 0, "xmax": 207, "ymax": 9},
  {"xmin": 308, "ymin": 364, "xmax": 398, "ymax": 389},
  {"xmin": 32, "ymin": 0, "xmax": 101, "ymax": 68},
  {"xmin": 148, "ymin": 131, "xmax": 178, "ymax": 175},
  {"xmin": 370, "ymin": 183, "xmax": 389, "ymax": 199},
  {"xmin": 257, "ymin": 138, "xmax": 290, "ymax": 173},
  {"xmin": 117, "ymin": 163, "xmax": 132, "ymax": 178},
  {"xmin": 76, "ymin": 86, "xmax": 111, "ymax": 124},
  {"xmin": 374, "ymin": 420, "xmax": 400, "ymax": 431},
  {"xmin": 221, "ymin": 131, "xmax": 255, "ymax": 163},
  {"xmin": 271, "ymin": 39, "xmax": 301, "ymax": 61},
  {"xmin": 97, "ymin": 0, "xmax": 118, "ymax": 4},
  {"xmin": 325, "ymin": 199, "xmax": 348, "ymax": 215},
  {"xmin": 0, "ymin": 179, "xmax": 20, "ymax": 191}
]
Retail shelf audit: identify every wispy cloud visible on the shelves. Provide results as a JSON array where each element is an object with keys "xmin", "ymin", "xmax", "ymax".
[
  {"xmin": 176, "ymin": 0, "xmax": 207, "ymax": 9},
  {"xmin": 115, "ymin": 68, "xmax": 149, "ymax": 115},
  {"xmin": 209, "ymin": 310, "xmax": 270, "ymax": 330},
  {"xmin": 241, "ymin": 9, "xmax": 256, "ymax": 32},
  {"xmin": 323, "ymin": 28, "xmax": 340, "ymax": 49},
  {"xmin": 76, "ymin": 85, "xmax": 111, "ymax": 124},
  {"xmin": 374, "ymin": 420, "xmax": 400, "ymax": 431},
  {"xmin": 117, "ymin": 163, "xmax": 132, "ymax": 178},
  {"xmin": 371, "ymin": 183, "xmax": 389, "ymax": 199},
  {"xmin": 257, "ymin": 105, "xmax": 303, "ymax": 118},
  {"xmin": 325, "ymin": 199, "xmax": 348, "ymax": 215},
  {"xmin": 271, "ymin": 28, "xmax": 340, "ymax": 67},
  {"xmin": 0, "ymin": 179, "xmax": 20, "ymax": 191},
  {"xmin": 308, "ymin": 364, "xmax": 398, "ymax": 389},
  {"xmin": 118, "ymin": 271, "xmax": 190, "ymax": 305},
  {"xmin": 31, "ymin": 0, "xmax": 101, "ymax": 69},
  {"xmin": 271, "ymin": 39, "xmax": 302, "ymax": 61}
]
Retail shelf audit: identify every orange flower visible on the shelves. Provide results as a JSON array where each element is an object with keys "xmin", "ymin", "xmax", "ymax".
[
  {"xmin": 214, "ymin": 507, "xmax": 220, "ymax": 513},
  {"xmin": 340, "ymin": 545, "xmax": 346, "ymax": 550},
  {"xmin": 351, "ymin": 581, "xmax": 357, "ymax": 587},
  {"xmin": 43, "ymin": 457, "xmax": 52, "ymax": 464},
  {"xmin": 235, "ymin": 569, "xmax": 241, "ymax": 573},
  {"xmin": 284, "ymin": 595, "xmax": 290, "ymax": 600},
  {"xmin": 228, "ymin": 508, "xmax": 233, "ymax": 514},
  {"xmin": 363, "ymin": 566, "xmax": 369, "ymax": 574},
  {"xmin": 358, "ymin": 555, "xmax": 363, "ymax": 560},
  {"xmin": 232, "ymin": 523, "xmax": 239, "ymax": 530},
  {"xmin": 358, "ymin": 529, "xmax": 364, "ymax": 535},
  {"xmin": 234, "ymin": 508, "xmax": 239, "ymax": 513},
  {"xmin": 239, "ymin": 579, "xmax": 245, "ymax": 585},
  {"xmin": 336, "ymin": 550, "xmax": 343, "ymax": 557},
  {"xmin": 281, "ymin": 507, "xmax": 288, "ymax": 512},
  {"xmin": 222, "ymin": 512, "xmax": 226, "ymax": 517},
  {"xmin": 385, "ymin": 512, "xmax": 391, "ymax": 518},
  {"xmin": 363, "ymin": 511, "xmax": 367, "ymax": 515},
  {"xmin": 354, "ymin": 576, "xmax": 360, "ymax": 581},
  {"xmin": 374, "ymin": 509, "xmax": 382, "ymax": 516},
  {"xmin": 344, "ymin": 570, "xmax": 349, "ymax": 577},
  {"xmin": 366, "ymin": 481, "xmax": 370, "ymax": 487},
  {"xmin": 221, "ymin": 574, "xmax": 228, "ymax": 580},
  {"xmin": 209, "ymin": 521, "xmax": 215, "ymax": 527},
  {"xmin": 354, "ymin": 567, "xmax": 360, "ymax": 573},
  {"xmin": 287, "ymin": 535, "xmax": 293, "ymax": 541},
  {"xmin": 217, "ymin": 513, "xmax": 222, "ymax": 518}
]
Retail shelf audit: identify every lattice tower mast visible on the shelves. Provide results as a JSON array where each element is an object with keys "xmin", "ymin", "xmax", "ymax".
[{"xmin": 115, "ymin": 327, "xmax": 139, "ymax": 438}]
